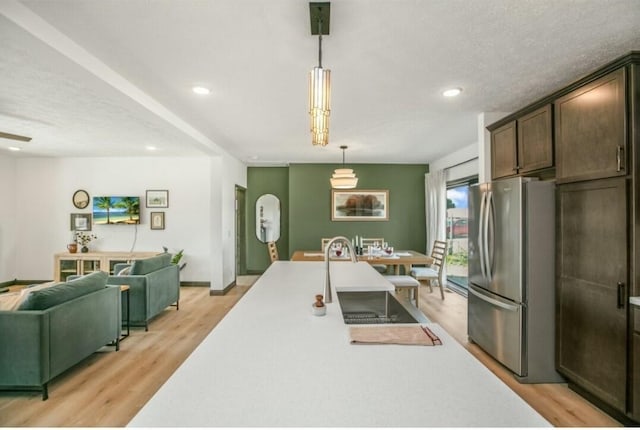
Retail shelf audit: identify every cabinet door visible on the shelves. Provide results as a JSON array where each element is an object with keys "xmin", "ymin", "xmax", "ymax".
[
  {"xmin": 556, "ymin": 178, "xmax": 628, "ymax": 412},
  {"xmin": 633, "ymin": 308, "xmax": 640, "ymax": 420},
  {"xmin": 555, "ymin": 68, "xmax": 627, "ymax": 183},
  {"xmin": 491, "ymin": 120, "xmax": 517, "ymax": 179},
  {"xmin": 517, "ymin": 104, "xmax": 553, "ymax": 173},
  {"xmin": 57, "ymin": 259, "xmax": 79, "ymax": 282}
]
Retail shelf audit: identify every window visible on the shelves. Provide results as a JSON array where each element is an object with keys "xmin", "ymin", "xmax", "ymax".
[{"xmin": 446, "ymin": 176, "xmax": 477, "ymax": 291}]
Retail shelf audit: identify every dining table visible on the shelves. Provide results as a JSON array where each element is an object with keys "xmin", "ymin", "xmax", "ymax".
[{"xmin": 290, "ymin": 249, "xmax": 433, "ymax": 275}]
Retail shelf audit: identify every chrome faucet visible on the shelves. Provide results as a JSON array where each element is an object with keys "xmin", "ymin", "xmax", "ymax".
[{"xmin": 324, "ymin": 236, "xmax": 358, "ymax": 303}]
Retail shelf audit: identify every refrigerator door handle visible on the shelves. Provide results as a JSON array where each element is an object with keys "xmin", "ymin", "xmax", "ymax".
[
  {"xmin": 469, "ymin": 285, "xmax": 519, "ymax": 312},
  {"xmin": 478, "ymin": 190, "xmax": 487, "ymax": 280},
  {"xmin": 482, "ymin": 191, "xmax": 494, "ymax": 282}
]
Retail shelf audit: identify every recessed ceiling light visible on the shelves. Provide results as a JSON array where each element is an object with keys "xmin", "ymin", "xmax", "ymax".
[
  {"xmin": 192, "ymin": 86, "xmax": 211, "ymax": 95},
  {"xmin": 8, "ymin": 146, "xmax": 20, "ymax": 151},
  {"xmin": 146, "ymin": 145, "xmax": 157, "ymax": 151},
  {"xmin": 443, "ymin": 87, "xmax": 462, "ymax": 97}
]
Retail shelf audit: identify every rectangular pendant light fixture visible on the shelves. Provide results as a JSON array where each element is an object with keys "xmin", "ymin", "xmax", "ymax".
[{"xmin": 309, "ymin": 2, "xmax": 331, "ymax": 147}]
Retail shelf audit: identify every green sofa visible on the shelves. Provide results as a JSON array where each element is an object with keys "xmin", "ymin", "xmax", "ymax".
[
  {"xmin": 108, "ymin": 253, "xmax": 180, "ymax": 331},
  {"xmin": 0, "ymin": 271, "xmax": 120, "ymax": 400}
]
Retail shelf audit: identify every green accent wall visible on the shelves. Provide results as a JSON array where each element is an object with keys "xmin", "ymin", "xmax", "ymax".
[{"xmin": 247, "ymin": 163, "xmax": 428, "ymax": 273}]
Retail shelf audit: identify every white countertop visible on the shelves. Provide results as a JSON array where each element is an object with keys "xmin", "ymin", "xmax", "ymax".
[{"xmin": 128, "ymin": 261, "xmax": 550, "ymax": 427}]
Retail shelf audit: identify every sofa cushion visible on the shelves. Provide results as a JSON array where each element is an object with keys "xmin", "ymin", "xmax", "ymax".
[
  {"xmin": 18, "ymin": 271, "xmax": 108, "ymax": 311},
  {"xmin": 130, "ymin": 253, "xmax": 171, "ymax": 275}
]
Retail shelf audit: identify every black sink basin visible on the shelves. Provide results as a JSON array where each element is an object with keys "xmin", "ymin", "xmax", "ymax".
[{"xmin": 336, "ymin": 290, "xmax": 429, "ymax": 325}]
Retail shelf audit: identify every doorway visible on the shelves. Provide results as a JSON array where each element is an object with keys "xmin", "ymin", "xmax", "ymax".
[{"xmin": 235, "ymin": 186, "xmax": 247, "ymax": 278}]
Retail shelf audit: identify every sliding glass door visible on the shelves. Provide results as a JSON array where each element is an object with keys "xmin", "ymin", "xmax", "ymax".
[{"xmin": 446, "ymin": 176, "xmax": 477, "ymax": 291}]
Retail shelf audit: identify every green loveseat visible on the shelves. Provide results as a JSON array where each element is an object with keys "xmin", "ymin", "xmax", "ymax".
[
  {"xmin": 108, "ymin": 253, "xmax": 179, "ymax": 330},
  {"xmin": 0, "ymin": 271, "xmax": 120, "ymax": 400}
]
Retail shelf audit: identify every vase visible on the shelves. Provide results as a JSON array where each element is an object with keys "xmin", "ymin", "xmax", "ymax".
[
  {"xmin": 67, "ymin": 243, "xmax": 78, "ymax": 254},
  {"xmin": 81, "ymin": 245, "xmax": 89, "ymax": 253}
]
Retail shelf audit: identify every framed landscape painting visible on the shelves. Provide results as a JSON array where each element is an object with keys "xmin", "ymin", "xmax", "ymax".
[
  {"xmin": 331, "ymin": 190, "xmax": 389, "ymax": 221},
  {"xmin": 146, "ymin": 190, "xmax": 169, "ymax": 208}
]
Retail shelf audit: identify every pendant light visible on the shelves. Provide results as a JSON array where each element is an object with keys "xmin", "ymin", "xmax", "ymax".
[
  {"xmin": 309, "ymin": 2, "xmax": 331, "ymax": 146},
  {"xmin": 331, "ymin": 145, "xmax": 358, "ymax": 189}
]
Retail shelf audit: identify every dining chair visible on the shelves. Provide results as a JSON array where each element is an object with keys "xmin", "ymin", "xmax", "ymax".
[
  {"xmin": 267, "ymin": 241, "xmax": 279, "ymax": 263},
  {"xmin": 410, "ymin": 240, "xmax": 446, "ymax": 300},
  {"xmin": 321, "ymin": 238, "xmax": 332, "ymax": 252},
  {"xmin": 361, "ymin": 237, "xmax": 387, "ymax": 273}
]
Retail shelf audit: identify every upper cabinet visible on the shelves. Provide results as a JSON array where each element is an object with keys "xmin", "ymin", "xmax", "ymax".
[
  {"xmin": 490, "ymin": 104, "xmax": 553, "ymax": 180},
  {"xmin": 555, "ymin": 68, "xmax": 627, "ymax": 183},
  {"xmin": 491, "ymin": 120, "xmax": 517, "ymax": 179}
]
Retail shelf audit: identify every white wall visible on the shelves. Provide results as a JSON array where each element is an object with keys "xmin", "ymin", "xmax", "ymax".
[
  {"xmin": 0, "ymin": 153, "xmax": 17, "ymax": 280},
  {"xmin": 8, "ymin": 155, "xmax": 246, "ymax": 287},
  {"xmin": 430, "ymin": 143, "xmax": 479, "ymax": 182}
]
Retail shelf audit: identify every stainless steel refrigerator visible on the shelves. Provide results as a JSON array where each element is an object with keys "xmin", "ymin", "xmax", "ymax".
[{"xmin": 468, "ymin": 176, "xmax": 563, "ymax": 383}]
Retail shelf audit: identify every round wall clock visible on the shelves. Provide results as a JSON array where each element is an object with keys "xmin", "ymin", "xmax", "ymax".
[{"xmin": 72, "ymin": 189, "xmax": 90, "ymax": 209}]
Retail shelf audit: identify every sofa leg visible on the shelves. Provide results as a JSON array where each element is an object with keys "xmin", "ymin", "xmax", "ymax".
[
  {"xmin": 176, "ymin": 300, "xmax": 179, "ymax": 311},
  {"xmin": 145, "ymin": 322, "xmax": 149, "ymax": 332},
  {"xmin": 42, "ymin": 383, "xmax": 48, "ymax": 401}
]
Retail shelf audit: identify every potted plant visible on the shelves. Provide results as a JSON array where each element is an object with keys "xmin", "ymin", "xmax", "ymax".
[{"xmin": 75, "ymin": 232, "xmax": 97, "ymax": 253}]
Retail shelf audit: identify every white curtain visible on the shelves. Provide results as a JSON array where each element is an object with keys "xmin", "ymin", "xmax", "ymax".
[{"xmin": 425, "ymin": 170, "xmax": 447, "ymax": 283}]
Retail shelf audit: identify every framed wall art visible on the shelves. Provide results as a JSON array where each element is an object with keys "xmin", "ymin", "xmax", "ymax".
[
  {"xmin": 146, "ymin": 190, "xmax": 169, "ymax": 208},
  {"xmin": 331, "ymin": 189, "xmax": 389, "ymax": 221},
  {"xmin": 70, "ymin": 213, "xmax": 92, "ymax": 231},
  {"xmin": 150, "ymin": 212, "xmax": 165, "ymax": 230}
]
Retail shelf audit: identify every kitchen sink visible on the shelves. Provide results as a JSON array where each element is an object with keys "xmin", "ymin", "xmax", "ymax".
[{"xmin": 336, "ymin": 290, "xmax": 429, "ymax": 324}]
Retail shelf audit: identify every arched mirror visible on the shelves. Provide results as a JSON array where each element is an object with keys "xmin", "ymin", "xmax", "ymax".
[{"xmin": 256, "ymin": 194, "xmax": 281, "ymax": 243}]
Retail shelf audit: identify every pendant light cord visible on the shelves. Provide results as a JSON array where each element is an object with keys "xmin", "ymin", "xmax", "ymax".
[{"xmin": 318, "ymin": 16, "xmax": 323, "ymax": 68}]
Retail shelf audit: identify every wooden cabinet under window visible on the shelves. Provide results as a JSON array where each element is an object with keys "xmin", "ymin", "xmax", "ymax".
[
  {"xmin": 490, "ymin": 104, "xmax": 553, "ymax": 179},
  {"xmin": 54, "ymin": 251, "xmax": 158, "ymax": 282},
  {"xmin": 555, "ymin": 68, "xmax": 627, "ymax": 183}
]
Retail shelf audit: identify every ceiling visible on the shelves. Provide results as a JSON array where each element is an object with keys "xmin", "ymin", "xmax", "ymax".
[{"xmin": 1, "ymin": 0, "xmax": 639, "ymax": 165}]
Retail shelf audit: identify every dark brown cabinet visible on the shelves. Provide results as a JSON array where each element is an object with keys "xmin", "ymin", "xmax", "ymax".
[
  {"xmin": 555, "ymin": 68, "xmax": 627, "ymax": 183},
  {"xmin": 633, "ymin": 306, "xmax": 640, "ymax": 416},
  {"xmin": 518, "ymin": 105, "xmax": 553, "ymax": 173},
  {"xmin": 491, "ymin": 105, "xmax": 553, "ymax": 180},
  {"xmin": 491, "ymin": 120, "xmax": 517, "ymax": 179},
  {"xmin": 556, "ymin": 178, "xmax": 628, "ymax": 413}
]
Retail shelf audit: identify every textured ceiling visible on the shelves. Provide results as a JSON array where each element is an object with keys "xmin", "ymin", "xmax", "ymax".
[{"xmin": 0, "ymin": 0, "xmax": 639, "ymax": 164}]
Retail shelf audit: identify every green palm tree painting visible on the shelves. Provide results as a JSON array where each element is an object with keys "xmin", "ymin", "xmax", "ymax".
[{"xmin": 93, "ymin": 196, "xmax": 140, "ymax": 224}]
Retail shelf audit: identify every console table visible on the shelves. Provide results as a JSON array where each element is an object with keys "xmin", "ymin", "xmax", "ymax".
[{"xmin": 54, "ymin": 251, "xmax": 158, "ymax": 282}]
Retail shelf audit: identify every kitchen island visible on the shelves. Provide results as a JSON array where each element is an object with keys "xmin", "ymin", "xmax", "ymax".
[{"xmin": 128, "ymin": 261, "xmax": 550, "ymax": 427}]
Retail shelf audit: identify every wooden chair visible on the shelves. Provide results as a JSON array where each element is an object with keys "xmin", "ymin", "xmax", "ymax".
[
  {"xmin": 267, "ymin": 241, "xmax": 279, "ymax": 263},
  {"xmin": 362, "ymin": 237, "xmax": 387, "ymax": 273},
  {"xmin": 410, "ymin": 240, "xmax": 447, "ymax": 300}
]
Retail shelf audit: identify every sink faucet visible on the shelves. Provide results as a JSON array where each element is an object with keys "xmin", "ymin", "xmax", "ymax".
[{"xmin": 324, "ymin": 236, "xmax": 358, "ymax": 303}]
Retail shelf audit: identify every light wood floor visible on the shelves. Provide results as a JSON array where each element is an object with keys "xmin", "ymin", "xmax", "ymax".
[
  {"xmin": 0, "ymin": 277, "xmax": 621, "ymax": 427},
  {"xmin": 415, "ymin": 284, "xmax": 622, "ymax": 427}
]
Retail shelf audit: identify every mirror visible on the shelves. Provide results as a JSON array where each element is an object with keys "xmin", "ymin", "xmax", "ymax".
[
  {"xmin": 256, "ymin": 194, "xmax": 280, "ymax": 243},
  {"xmin": 72, "ymin": 189, "xmax": 90, "ymax": 209}
]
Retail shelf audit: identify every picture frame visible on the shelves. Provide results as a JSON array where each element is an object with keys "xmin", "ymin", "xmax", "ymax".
[
  {"xmin": 331, "ymin": 189, "xmax": 389, "ymax": 221},
  {"xmin": 70, "ymin": 213, "xmax": 92, "ymax": 231},
  {"xmin": 150, "ymin": 211, "xmax": 165, "ymax": 230},
  {"xmin": 146, "ymin": 190, "xmax": 169, "ymax": 208}
]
